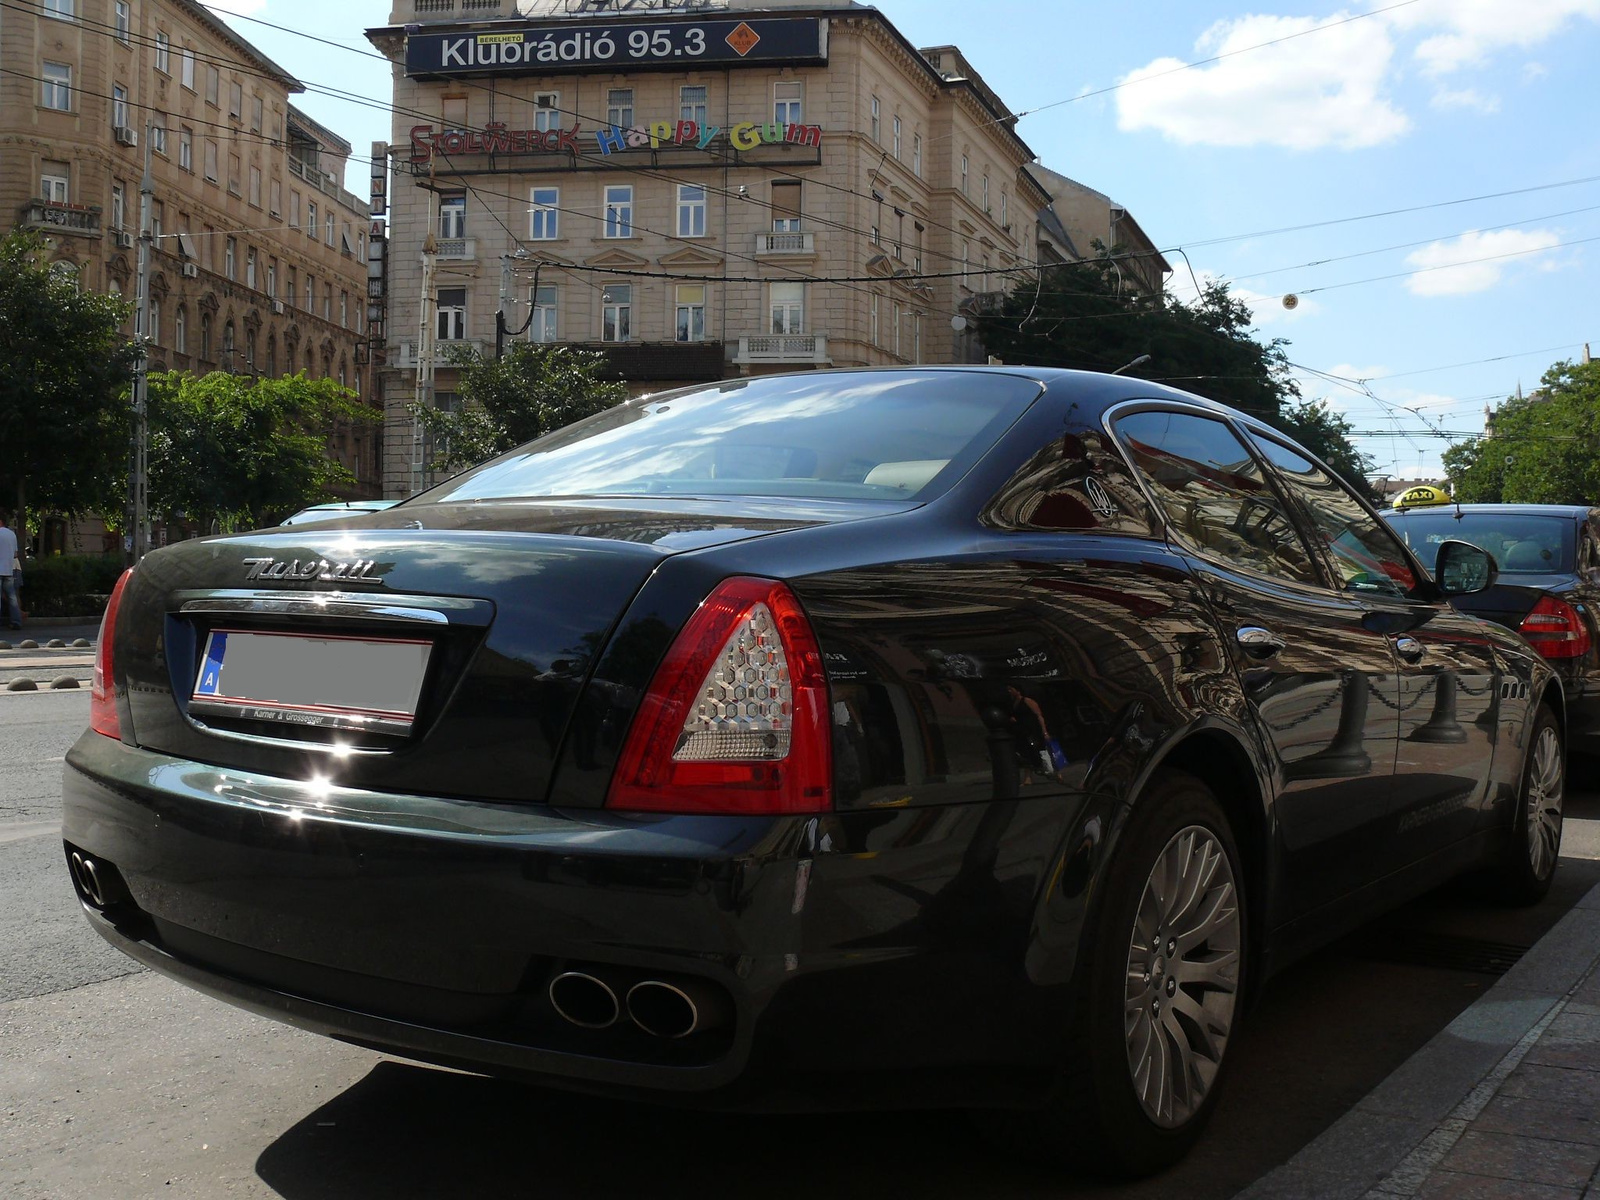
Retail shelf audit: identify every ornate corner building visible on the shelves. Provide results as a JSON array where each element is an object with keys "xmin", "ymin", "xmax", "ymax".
[
  {"xmin": 365, "ymin": 0, "xmax": 1081, "ymax": 499},
  {"xmin": 0, "ymin": 0, "xmax": 379, "ymax": 497}
]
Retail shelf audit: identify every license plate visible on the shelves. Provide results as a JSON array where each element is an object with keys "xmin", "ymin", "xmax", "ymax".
[{"xmin": 191, "ymin": 629, "xmax": 432, "ymax": 736}]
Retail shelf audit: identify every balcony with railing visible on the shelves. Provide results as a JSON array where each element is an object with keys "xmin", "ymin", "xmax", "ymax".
[
  {"xmin": 434, "ymin": 237, "xmax": 476, "ymax": 261},
  {"xmin": 22, "ymin": 199, "xmax": 102, "ymax": 238},
  {"xmin": 733, "ymin": 333, "xmax": 831, "ymax": 366},
  {"xmin": 753, "ymin": 232, "xmax": 816, "ymax": 257},
  {"xmin": 395, "ymin": 339, "xmax": 488, "ymax": 369},
  {"xmin": 410, "ymin": 0, "xmax": 501, "ymax": 15}
]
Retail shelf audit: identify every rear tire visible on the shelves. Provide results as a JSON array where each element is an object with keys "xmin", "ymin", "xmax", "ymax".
[
  {"xmin": 1492, "ymin": 706, "xmax": 1564, "ymax": 906},
  {"xmin": 988, "ymin": 771, "xmax": 1246, "ymax": 1176}
]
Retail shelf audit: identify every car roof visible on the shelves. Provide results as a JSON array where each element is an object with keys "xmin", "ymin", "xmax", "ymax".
[{"xmin": 1381, "ymin": 503, "xmax": 1596, "ymax": 519}]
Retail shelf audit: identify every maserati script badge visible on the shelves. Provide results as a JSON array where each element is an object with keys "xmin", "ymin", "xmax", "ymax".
[{"xmin": 242, "ymin": 557, "xmax": 382, "ymax": 583}]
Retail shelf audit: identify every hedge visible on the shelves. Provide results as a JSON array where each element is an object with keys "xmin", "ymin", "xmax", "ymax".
[{"xmin": 12, "ymin": 554, "xmax": 124, "ymax": 618}]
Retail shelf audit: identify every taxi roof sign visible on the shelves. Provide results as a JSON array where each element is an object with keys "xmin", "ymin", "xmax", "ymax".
[{"xmin": 1394, "ymin": 484, "xmax": 1452, "ymax": 509}]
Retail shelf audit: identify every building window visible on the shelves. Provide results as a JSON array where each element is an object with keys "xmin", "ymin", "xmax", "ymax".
[
  {"xmin": 528, "ymin": 186, "xmax": 558, "ymax": 239},
  {"xmin": 43, "ymin": 0, "xmax": 73, "ymax": 19},
  {"xmin": 436, "ymin": 287, "xmax": 466, "ymax": 341},
  {"xmin": 530, "ymin": 284, "xmax": 557, "ymax": 342},
  {"xmin": 287, "ymin": 266, "xmax": 296, "ymax": 304},
  {"xmin": 913, "ymin": 312, "xmax": 921, "ymax": 363},
  {"xmin": 307, "ymin": 201, "xmax": 317, "ymax": 237},
  {"xmin": 774, "ymin": 81, "xmax": 803, "ymax": 125},
  {"xmin": 206, "ymin": 66, "xmax": 219, "ymax": 107},
  {"xmin": 289, "ymin": 191, "xmax": 300, "ymax": 228},
  {"xmin": 894, "ymin": 209, "xmax": 905, "ymax": 260},
  {"xmin": 340, "ymin": 291, "xmax": 348, "ymax": 327},
  {"xmin": 325, "ymin": 212, "xmax": 334, "ymax": 247},
  {"xmin": 149, "ymin": 297, "xmax": 163, "ymax": 345},
  {"xmin": 200, "ymin": 313, "xmax": 211, "ymax": 360},
  {"xmin": 204, "ymin": 140, "xmax": 218, "ymax": 182},
  {"xmin": 870, "ymin": 95, "xmax": 880, "ymax": 142},
  {"xmin": 892, "ymin": 115, "xmax": 901, "ymax": 160},
  {"xmin": 246, "ymin": 247, "xmax": 257, "ymax": 289},
  {"xmin": 677, "ymin": 185, "xmax": 706, "ymax": 237},
  {"xmin": 1001, "ymin": 191, "xmax": 1008, "ymax": 227},
  {"xmin": 225, "ymin": 237, "xmax": 236, "ymax": 280},
  {"xmin": 111, "ymin": 184, "xmax": 125, "ymax": 231},
  {"xmin": 151, "ymin": 119, "xmax": 166, "ymax": 155},
  {"xmin": 606, "ymin": 89, "xmax": 633, "ymax": 128},
  {"xmin": 40, "ymin": 163, "xmax": 69, "ymax": 204},
  {"xmin": 151, "ymin": 200, "xmax": 162, "ymax": 240},
  {"xmin": 228, "ymin": 153, "xmax": 241, "ymax": 195},
  {"xmin": 270, "ymin": 177, "xmax": 281, "ymax": 217},
  {"xmin": 770, "ymin": 281, "xmax": 803, "ymax": 334},
  {"xmin": 323, "ymin": 283, "xmax": 331, "ymax": 320},
  {"xmin": 175, "ymin": 306, "xmax": 187, "ymax": 354},
  {"xmin": 438, "ymin": 193, "xmax": 465, "ymax": 239},
  {"xmin": 982, "ymin": 173, "xmax": 990, "ymax": 213},
  {"xmin": 229, "ymin": 81, "xmax": 242, "ymax": 119},
  {"xmin": 114, "ymin": 1, "xmax": 129, "ymax": 39},
  {"xmin": 266, "ymin": 336, "xmax": 275, "ymax": 377},
  {"xmin": 155, "ymin": 31, "xmax": 170, "ymax": 74},
  {"xmin": 604, "ymin": 185, "xmax": 633, "ymax": 238},
  {"xmin": 771, "ymin": 180, "xmax": 801, "ymax": 232},
  {"xmin": 913, "ymin": 134, "xmax": 922, "ymax": 176},
  {"xmin": 870, "ymin": 292, "xmax": 879, "ymax": 347},
  {"xmin": 181, "ymin": 47, "xmax": 195, "ymax": 90},
  {"xmin": 961, "ymin": 155, "xmax": 969, "ymax": 195},
  {"xmin": 680, "ymin": 85, "xmax": 707, "ymax": 125},
  {"xmin": 601, "ymin": 284, "xmax": 631, "ymax": 342},
  {"xmin": 179, "ymin": 127, "xmax": 193, "ymax": 170},
  {"xmin": 251, "ymin": 95, "xmax": 263, "ymax": 133},
  {"xmin": 249, "ymin": 166, "xmax": 261, "ymax": 208},
  {"xmin": 222, "ymin": 320, "xmax": 235, "ymax": 362},
  {"xmin": 893, "ymin": 302, "xmax": 902, "ymax": 357},
  {"xmin": 961, "ymin": 241, "xmax": 969, "ymax": 285},
  {"xmin": 266, "ymin": 262, "xmax": 276, "ymax": 297},
  {"xmin": 533, "ymin": 92, "xmax": 560, "ymax": 131},
  {"xmin": 112, "ymin": 84, "xmax": 129, "ymax": 131},
  {"xmin": 41, "ymin": 62, "xmax": 71, "ymax": 111},
  {"xmin": 675, "ymin": 284, "xmax": 706, "ymax": 342}
]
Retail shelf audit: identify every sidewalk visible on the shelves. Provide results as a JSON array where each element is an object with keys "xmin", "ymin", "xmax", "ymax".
[
  {"xmin": 0, "ymin": 623, "xmax": 100, "ymax": 691},
  {"xmin": 1239, "ymin": 881, "xmax": 1600, "ymax": 1199}
]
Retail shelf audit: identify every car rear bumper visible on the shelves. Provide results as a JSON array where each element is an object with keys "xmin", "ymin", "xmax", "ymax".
[{"xmin": 62, "ymin": 732, "xmax": 1083, "ymax": 1110}]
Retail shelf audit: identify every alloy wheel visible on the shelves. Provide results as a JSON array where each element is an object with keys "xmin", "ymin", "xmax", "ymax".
[
  {"xmin": 1526, "ymin": 724, "xmax": 1564, "ymax": 881},
  {"xmin": 1123, "ymin": 825, "xmax": 1241, "ymax": 1129}
]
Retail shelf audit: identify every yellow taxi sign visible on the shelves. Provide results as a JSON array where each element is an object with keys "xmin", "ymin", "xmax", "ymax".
[{"xmin": 1394, "ymin": 484, "xmax": 1452, "ymax": 509}]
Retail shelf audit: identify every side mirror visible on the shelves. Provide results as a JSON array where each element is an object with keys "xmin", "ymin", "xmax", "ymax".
[{"xmin": 1436, "ymin": 539, "xmax": 1498, "ymax": 596}]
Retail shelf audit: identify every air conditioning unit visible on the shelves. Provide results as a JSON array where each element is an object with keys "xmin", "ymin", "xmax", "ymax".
[
  {"xmin": 182, "ymin": 262, "xmax": 199, "ymax": 278},
  {"xmin": 271, "ymin": 300, "xmax": 285, "ymax": 314},
  {"xmin": 114, "ymin": 126, "xmax": 138, "ymax": 147},
  {"xmin": 113, "ymin": 231, "xmax": 133, "ymax": 249}
]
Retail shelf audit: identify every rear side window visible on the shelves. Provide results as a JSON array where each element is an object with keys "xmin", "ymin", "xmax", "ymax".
[
  {"xmin": 1246, "ymin": 432, "xmax": 1417, "ymax": 599},
  {"xmin": 423, "ymin": 372, "xmax": 1041, "ymax": 505},
  {"xmin": 1114, "ymin": 410, "xmax": 1319, "ymax": 586}
]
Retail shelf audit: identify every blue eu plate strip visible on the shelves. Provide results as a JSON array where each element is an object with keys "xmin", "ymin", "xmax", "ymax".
[{"xmin": 196, "ymin": 632, "xmax": 228, "ymax": 697}]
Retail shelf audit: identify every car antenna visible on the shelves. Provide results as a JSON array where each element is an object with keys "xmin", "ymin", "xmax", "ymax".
[{"xmin": 1112, "ymin": 354, "xmax": 1152, "ymax": 375}]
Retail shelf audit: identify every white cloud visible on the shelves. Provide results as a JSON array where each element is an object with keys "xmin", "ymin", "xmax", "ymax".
[
  {"xmin": 1115, "ymin": 12, "xmax": 1410, "ymax": 150},
  {"xmin": 1430, "ymin": 87, "xmax": 1500, "ymax": 114},
  {"xmin": 1523, "ymin": 62, "xmax": 1550, "ymax": 82},
  {"xmin": 1391, "ymin": 0, "xmax": 1600, "ymax": 76},
  {"xmin": 1403, "ymin": 229, "xmax": 1564, "ymax": 296}
]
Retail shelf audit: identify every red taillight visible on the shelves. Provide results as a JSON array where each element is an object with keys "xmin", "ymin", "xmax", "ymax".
[
  {"xmin": 1519, "ymin": 595, "xmax": 1593, "ymax": 660},
  {"xmin": 90, "ymin": 568, "xmax": 135, "ymax": 739},
  {"xmin": 605, "ymin": 576, "xmax": 832, "ymax": 815}
]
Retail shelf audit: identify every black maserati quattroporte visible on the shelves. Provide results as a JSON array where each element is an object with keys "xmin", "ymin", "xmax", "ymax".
[{"xmin": 64, "ymin": 369, "xmax": 1563, "ymax": 1175}]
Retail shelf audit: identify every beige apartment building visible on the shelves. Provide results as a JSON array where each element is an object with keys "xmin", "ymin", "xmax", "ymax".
[
  {"xmin": 0, "ymin": 0, "xmax": 378, "ymax": 495},
  {"xmin": 367, "ymin": 0, "xmax": 1062, "ymax": 497}
]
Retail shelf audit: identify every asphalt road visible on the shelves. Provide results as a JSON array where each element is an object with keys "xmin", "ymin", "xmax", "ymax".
[{"xmin": 4, "ymin": 688, "xmax": 1599, "ymax": 1200}]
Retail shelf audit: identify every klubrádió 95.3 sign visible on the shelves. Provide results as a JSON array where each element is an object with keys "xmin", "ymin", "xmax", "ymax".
[{"xmin": 403, "ymin": 17, "xmax": 826, "ymax": 77}]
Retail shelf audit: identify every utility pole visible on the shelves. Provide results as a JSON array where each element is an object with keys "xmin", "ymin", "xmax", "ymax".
[
  {"xmin": 496, "ymin": 253, "xmax": 512, "ymax": 360},
  {"xmin": 411, "ymin": 228, "xmax": 438, "ymax": 497},
  {"xmin": 128, "ymin": 121, "xmax": 154, "ymax": 564}
]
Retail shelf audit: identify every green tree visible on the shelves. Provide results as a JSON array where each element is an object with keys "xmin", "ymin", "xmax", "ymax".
[
  {"xmin": 0, "ymin": 230, "xmax": 138, "ymax": 551},
  {"xmin": 412, "ymin": 342, "xmax": 627, "ymax": 472},
  {"xmin": 1443, "ymin": 359, "xmax": 1600, "ymax": 505},
  {"xmin": 976, "ymin": 258, "xmax": 1374, "ymax": 494},
  {"xmin": 146, "ymin": 370, "xmax": 374, "ymax": 531}
]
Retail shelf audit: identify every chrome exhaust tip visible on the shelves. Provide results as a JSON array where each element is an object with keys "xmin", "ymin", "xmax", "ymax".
[
  {"xmin": 548, "ymin": 971, "xmax": 621, "ymax": 1029},
  {"xmin": 626, "ymin": 979, "xmax": 729, "ymax": 1039},
  {"xmin": 69, "ymin": 851, "xmax": 106, "ymax": 908}
]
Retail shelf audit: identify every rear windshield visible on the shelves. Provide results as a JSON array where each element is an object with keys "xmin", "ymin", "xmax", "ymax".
[
  {"xmin": 422, "ymin": 372, "xmax": 1041, "ymax": 505},
  {"xmin": 1385, "ymin": 510, "xmax": 1575, "ymax": 575}
]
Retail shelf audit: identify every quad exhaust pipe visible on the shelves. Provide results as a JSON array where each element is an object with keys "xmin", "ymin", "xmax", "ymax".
[{"xmin": 547, "ymin": 969, "xmax": 731, "ymax": 1038}]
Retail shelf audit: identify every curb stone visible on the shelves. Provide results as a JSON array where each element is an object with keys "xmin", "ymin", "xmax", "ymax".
[{"xmin": 1236, "ymin": 883, "xmax": 1600, "ymax": 1199}]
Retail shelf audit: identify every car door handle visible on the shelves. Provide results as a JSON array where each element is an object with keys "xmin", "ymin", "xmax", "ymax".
[
  {"xmin": 1236, "ymin": 626, "xmax": 1286, "ymax": 659},
  {"xmin": 1394, "ymin": 636, "xmax": 1425, "ymax": 663}
]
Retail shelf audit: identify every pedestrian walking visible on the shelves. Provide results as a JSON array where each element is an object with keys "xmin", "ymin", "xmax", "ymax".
[{"xmin": 0, "ymin": 513, "xmax": 20, "ymax": 630}]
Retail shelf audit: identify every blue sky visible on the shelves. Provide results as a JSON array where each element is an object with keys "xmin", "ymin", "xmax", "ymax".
[{"xmin": 206, "ymin": 0, "xmax": 1600, "ymax": 481}]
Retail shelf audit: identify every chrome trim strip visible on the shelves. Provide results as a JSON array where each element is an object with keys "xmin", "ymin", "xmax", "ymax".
[
  {"xmin": 189, "ymin": 697, "xmax": 414, "ymax": 737},
  {"xmin": 179, "ymin": 596, "xmax": 451, "ymax": 625}
]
